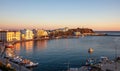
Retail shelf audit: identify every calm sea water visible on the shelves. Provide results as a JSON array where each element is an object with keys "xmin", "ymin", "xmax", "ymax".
[{"xmin": 14, "ymin": 32, "xmax": 120, "ymax": 71}]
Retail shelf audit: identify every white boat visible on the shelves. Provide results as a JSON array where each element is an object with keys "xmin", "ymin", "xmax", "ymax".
[
  {"xmin": 25, "ymin": 62, "xmax": 38, "ymax": 68},
  {"xmin": 11, "ymin": 56, "xmax": 23, "ymax": 63},
  {"xmin": 86, "ymin": 58, "xmax": 95, "ymax": 66},
  {"xmin": 99, "ymin": 56, "xmax": 109, "ymax": 63}
]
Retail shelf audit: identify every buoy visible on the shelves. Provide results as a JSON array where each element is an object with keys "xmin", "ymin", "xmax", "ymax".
[{"xmin": 88, "ymin": 48, "xmax": 94, "ymax": 54}]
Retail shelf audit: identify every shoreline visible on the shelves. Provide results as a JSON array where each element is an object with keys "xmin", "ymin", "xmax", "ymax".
[
  {"xmin": 0, "ymin": 32, "xmax": 119, "ymax": 45},
  {"xmin": 0, "ymin": 33, "xmax": 119, "ymax": 45}
]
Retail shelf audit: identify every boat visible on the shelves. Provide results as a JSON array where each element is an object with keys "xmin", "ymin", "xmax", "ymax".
[
  {"xmin": 25, "ymin": 61, "xmax": 39, "ymax": 68},
  {"xmin": 3, "ymin": 44, "xmax": 15, "ymax": 58},
  {"xmin": 86, "ymin": 58, "xmax": 96, "ymax": 66},
  {"xmin": 99, "ymin": 56, "xmax": 109, "ymax": 63},
  {"xmin": 21, "ymin": 59, "xmax": 30, "ymax": 64},
  {"xmin": 5, "ymin": 44, "xmax": 14, "ymax": 48},
  {"xmin": 11, "ymin": 56, "xmax": 23, "ymax": 63},
  {"xmin": 88, "ymin": 48, "xmax": 94, "ymax": 54},
  {"xmin": 4, "ymin": 44, "xmax": 39, "ymax": 67}
]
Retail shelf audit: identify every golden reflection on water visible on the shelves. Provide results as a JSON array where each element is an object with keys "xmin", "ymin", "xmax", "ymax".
[
  {"xmin": 14, "ymin": 40, "xmax": 48, "ymax": 53},
  {"xmin": 14, "ymin": 43, "xmax": 20, "ymax": 50},
  {"xmin": 25, "ymin": 41, "xmax": 33, "ymax": 53},
  {"xmin": 14, "ymin": 43, "xmax": 21, "ymax": 54},
  {"xmin": 34, "ymin": 40, "xmax": 48, "ymax": 50}
]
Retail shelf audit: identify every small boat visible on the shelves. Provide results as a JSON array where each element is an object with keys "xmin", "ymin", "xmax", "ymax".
[
  {"xmin": 99, "ymin": 56, "xmax": 109, "ymax": 63},
  {"xmin": 25, "ymin": 61, "xmax": 39, "ymax": 68},
  {"xmin": 5, "ymin": 44, "xmax": 14, "ymax": 48},
  {"xmin": 11, "ymin": 56, "xmax": 23, "ymax": 63},
  {"xmin": 86, "ymin": 58, "xmax": 95, "ymax": 66},
  {"xmin": 88, "ymin": 48, "xmax": 94, "ymax": 54}
]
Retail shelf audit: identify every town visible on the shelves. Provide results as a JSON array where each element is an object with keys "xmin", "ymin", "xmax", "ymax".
[{"xmin": 0, "ymin": 27, "xmax": 106, "ymax": 43}]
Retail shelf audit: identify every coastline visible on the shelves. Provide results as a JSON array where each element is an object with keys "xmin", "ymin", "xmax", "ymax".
[
  {"xmin": 3, "ymin": 33, "xmax": 108, "ymax": 44},
  {"xmin": 0, "ymin": 32, "xmax": 120, "ymax": 71}
]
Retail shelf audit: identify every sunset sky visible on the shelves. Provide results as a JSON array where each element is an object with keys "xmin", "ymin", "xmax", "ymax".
[{"xmin": 0, "ymin": 0, "xmax": 120, "ymax": 31}]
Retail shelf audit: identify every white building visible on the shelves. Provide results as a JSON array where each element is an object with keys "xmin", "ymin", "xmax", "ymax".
[
  {"xmin": 0, "ymin": 31, "xmax": 21, "ymax": 42},
  {"xmin": 55, "ymin": 27, "xmax": 69, "ymax": 32},
  {"xmin": 20, "ymin": 29, "xmax": 33, "ymax": 40},
  {"xmin": 33, "ymin": 29, "xmax": 48, "ymax": 38},
  {"xmin": 74, "ymin": 32, "xmax": 81, "ymax": 36}
]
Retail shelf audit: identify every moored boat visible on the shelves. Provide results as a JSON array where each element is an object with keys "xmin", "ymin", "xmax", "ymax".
[
  {"xmin": 21, "ymin": 59, "xmax": 38, "ymax": 68},
  {"xmin": 99, "ymin": 56, "xmax": 109, "ymax": 63},
  {"xmin": 25, "ymin": 62, "xmax": 39, "ymax": 68},
  {"xmin": 5, "ymin": 44, "xmax": 14, "ymax": 48},
  {"xmin": 86, "ymin": 58, "xmax": 96, "ymax": 66},
  {"xmin": 11, "ymin": 56, "xmax": 23, "ymax": 63},
  {"xmin": 88, "ymin": 48, "xmax": 94, "ymax": 54}
]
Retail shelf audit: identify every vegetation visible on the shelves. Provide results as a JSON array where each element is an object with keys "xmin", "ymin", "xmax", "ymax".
[
  {"xmin": 49, "ymin": 28, "xmax": 94, "ymax": 37},
  {"xmin": 0, "ymin": 61, "xmax": 16, "ymax": 71}
]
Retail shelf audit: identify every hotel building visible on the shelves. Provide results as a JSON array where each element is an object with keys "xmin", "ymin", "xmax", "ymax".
[
  {"xmin": 33, "ymin": 29, "xmax": 48, "ymax": 38},
  {"xmin": 0, "ymin": 31, "xmax": 21, "ymax": 42},
  {"xmin": 20, "ymin": 29, "xmax": 33, "ymax": 40}
]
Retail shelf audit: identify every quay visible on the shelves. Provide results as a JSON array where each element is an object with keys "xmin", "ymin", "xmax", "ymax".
[
  {"xmin": 0, "ymin": 57, "xmax": 31, "ymax": 71},
  {"xmin": 0, "ymin": 44, "xmax": 35, "ymax": 71}
]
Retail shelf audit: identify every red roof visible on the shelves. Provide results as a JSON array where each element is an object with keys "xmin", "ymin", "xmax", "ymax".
[{"xmin": 5, "ymin": 44, "xmax": 14, "ymax": 48}]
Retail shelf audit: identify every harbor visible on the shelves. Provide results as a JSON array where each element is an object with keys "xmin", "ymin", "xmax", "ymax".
[
  {"xmin": 5, "ymin": 35, "xmax": 120, "ymax": 71},
  {"xmin": 0, "ymin": 0, "xmax": 120, "ymax": 70},
  {"xmin": 0, "ymin": 32, "xmax": 120, "ymax": 71},
  {"xmin": 0, "ymin": 44, "xmax": 38, "ymax": 71}
]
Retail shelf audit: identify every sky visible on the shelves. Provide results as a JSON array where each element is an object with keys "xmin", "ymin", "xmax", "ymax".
[{"xmin": 0, "ymin": 0, "xmax": 120, "ymax": 31}]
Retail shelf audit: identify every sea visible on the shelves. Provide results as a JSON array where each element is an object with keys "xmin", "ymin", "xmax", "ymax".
[{"xmin": 13, "ymin": 31, "xmax": 120, "ymax": 71}]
